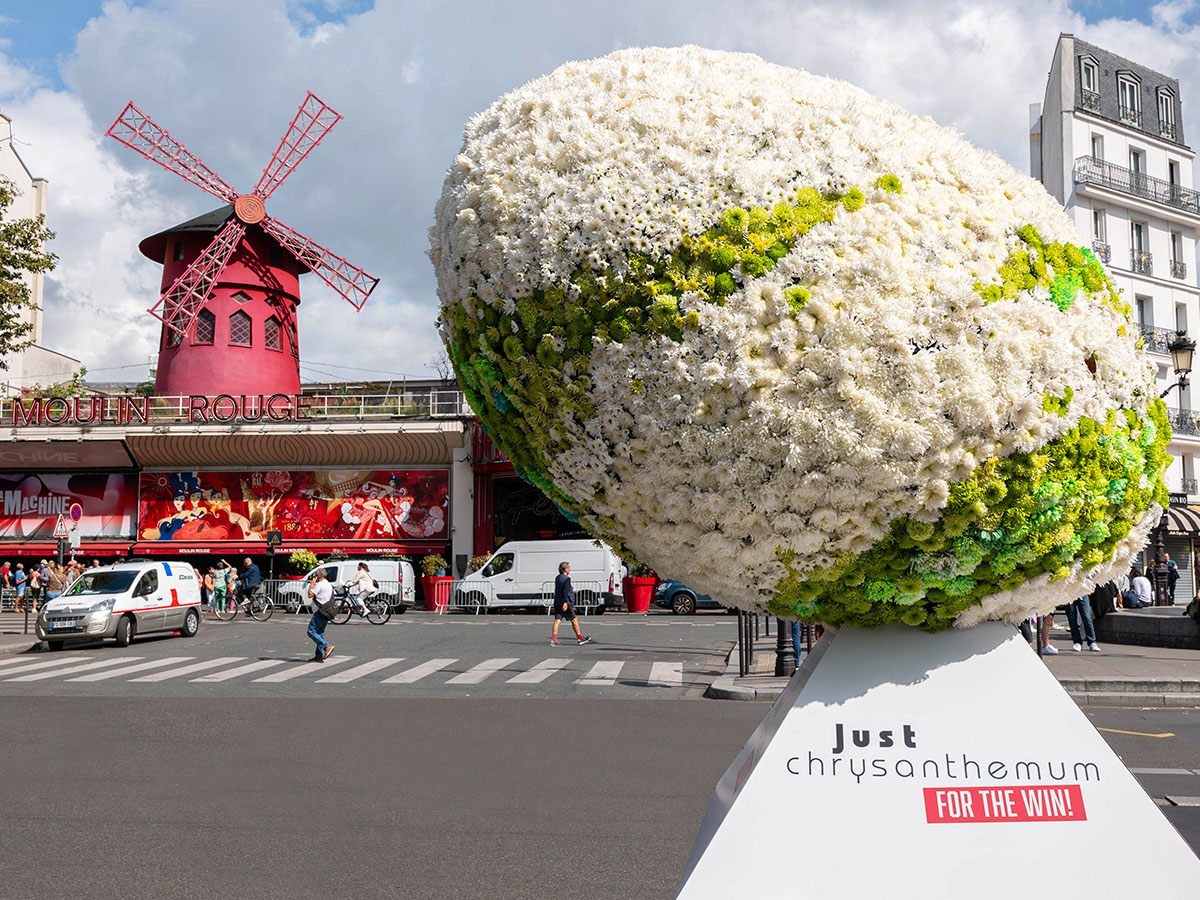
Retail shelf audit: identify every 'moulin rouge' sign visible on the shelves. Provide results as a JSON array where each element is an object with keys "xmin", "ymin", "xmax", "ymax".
[{"xmin": 11, "ymin": 394, "xmax": 315, "ymax": 426}]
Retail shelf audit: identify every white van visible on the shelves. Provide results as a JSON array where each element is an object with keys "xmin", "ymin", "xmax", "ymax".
[
  {"xmin": 36, "ymin": 561, "xmax": 202, "ymax": 649},
  {"xmin": 456, "ymin": 539, "xmax": 622, "ymax": 612},
  {"xmin": 277, "ymin": 559, "xmax": 415, "ymax": 612}
]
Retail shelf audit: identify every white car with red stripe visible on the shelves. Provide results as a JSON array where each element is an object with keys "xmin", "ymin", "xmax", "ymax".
[{"xmin": 36, "ymin": 561, "xmax": 202, "ymax": 650}]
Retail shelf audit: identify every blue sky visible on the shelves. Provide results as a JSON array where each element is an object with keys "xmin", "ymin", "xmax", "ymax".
[{"xmin": 4, "ymin": 0, "xmax": 1200, "ymax": 382}]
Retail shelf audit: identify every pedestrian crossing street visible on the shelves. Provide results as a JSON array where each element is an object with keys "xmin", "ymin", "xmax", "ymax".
[{"xmin": 0, "ymin": 651, "xmax": 690, "ymax": 690}]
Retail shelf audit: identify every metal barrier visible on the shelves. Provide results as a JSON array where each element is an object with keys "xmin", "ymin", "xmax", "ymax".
[
  {"xmin": 540, "ymin": 580, "xmax": 604, "ymax": 615},
  {"xmin": 258, "ymin": 578, "xmax": 409, "ymax": 613},
  {"xmin": 434, "ymin": 579, "xmax": 493, "ymax": 615}
]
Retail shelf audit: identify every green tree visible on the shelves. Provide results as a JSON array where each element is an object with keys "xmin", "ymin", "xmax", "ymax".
[{"xmin": 0, "ymin": 176, "xmax": 56, "ymax": 369}]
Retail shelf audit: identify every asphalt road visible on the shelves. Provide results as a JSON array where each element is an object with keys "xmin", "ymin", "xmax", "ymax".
[{"xmin": 0, "ymin": 612, "xmax": 732, "ymax": 699}]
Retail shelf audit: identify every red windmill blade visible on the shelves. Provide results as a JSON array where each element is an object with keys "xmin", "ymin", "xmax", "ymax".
[{"xmin": 107, "ymin": 93, "xmax": 379, "ymax": 336}]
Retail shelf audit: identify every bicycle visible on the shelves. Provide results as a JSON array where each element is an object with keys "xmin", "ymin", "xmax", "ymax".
[
  {"xmin": 329, "ymin": 585, "xmax": 391, "ymax": 625},
  {"xmin": 212, "ymin": 585, "xmax": 273, "ymax": 621}
]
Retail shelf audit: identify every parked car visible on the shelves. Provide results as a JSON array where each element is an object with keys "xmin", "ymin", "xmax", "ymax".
[
  {"xmin": 455, "ymin": 539, "xmax": 621, "ymax": 612},
  {"xmin": 277, "ymin": 559, "xmax": 415, "ymax": 612},
  {"xmin": 654, "ymin": 579, "xmax": 723, "ymax": 615},
  {"xmin": 36, "ymin": 561, "xmax": 202, "ymax": 649}
]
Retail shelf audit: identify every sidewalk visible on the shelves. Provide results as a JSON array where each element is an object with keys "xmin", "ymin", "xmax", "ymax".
[
  {"xmin": 706, "ymin": 625, "xmax": 1200, "ymax": 706},
  {"xmin": 0, "ymin": 611, "xmax": 41, "ymax": 656}
]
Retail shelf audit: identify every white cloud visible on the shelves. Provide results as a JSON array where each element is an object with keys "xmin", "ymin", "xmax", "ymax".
[{"xmin": 8, "ymin": 0, "xmax": 1200, "ymax": 385}]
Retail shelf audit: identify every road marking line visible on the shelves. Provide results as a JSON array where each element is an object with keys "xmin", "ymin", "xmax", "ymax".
[
  {"xmin": 1128, "ymin": 767, "xmax": 1196, "ymax": 775},
  {"xmin": 447, "ymin": 657, "xmax": 519, "ymax": 685},
  {"xmin": 380, "ymin": 658, "xmax": 457, "ymax": 684},
  {"xmin": 0, "ymin": 656, "xmax": 94, "ymax": 676},
  {"xmin": 577, "ymin": 661, "xmax": 623, "ymax": 685},
  {"xmin": 1096, "ymin": 727, "xmax": 1175, "ymax": 738},
  {"xmin": 646, "ymin": 661, "xmax": 683, "ymax": 687},
  {"xmin": 316, "ymin": 658, "xmax": 405, "ymax": 683},
  {"xmin": 129, "ymin": 657, "xmax": 245, "ymax": 682},
  {"xmin": 6, "ymin": 657, "xmax": 144, "ymax": 682},
  {"xmin": 1166, "ymin": 795, "xmax": 1200, "ymax": 807},
  {"xmin": 191, "ymin": 659, "xmax": 287, "ymax": 682},
  {"xmin": 68, "ymin": 657, "xmax": 194, "ymax": 682},
  {"xmin": 254, "ymin": 656, "xmax": 354, "ymax": 682},
  {"xmin": 507, "ymin": 658, "xmax": 570, "ymax": 684},
  {"xmin": 0, "ymin": 654, "xmax": 72, "ymax": 670}
]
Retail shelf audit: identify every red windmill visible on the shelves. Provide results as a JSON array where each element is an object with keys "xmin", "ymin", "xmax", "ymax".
[{"xmin": 107, "ymin": 93, "xmax": 379, "ymax": 397}]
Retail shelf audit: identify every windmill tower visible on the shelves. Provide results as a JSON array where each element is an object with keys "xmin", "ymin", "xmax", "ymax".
[{"xmin": 107, "ymin": 93, "xmax": 378, "ymax": 397}]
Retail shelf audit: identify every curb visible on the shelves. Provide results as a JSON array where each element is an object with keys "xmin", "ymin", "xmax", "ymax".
[{"xmin": 0, "ymin": 639, "xmax": 40, "ymax": 657}]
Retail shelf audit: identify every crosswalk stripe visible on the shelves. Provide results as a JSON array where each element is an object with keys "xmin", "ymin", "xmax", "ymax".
[
  {"xmin": 507, "ymin": 658, "xmax": 570, "ymax": 684},
  {"xmin": 0, "ymin": 656, "xmax": 94, "ymax": 677},
  {"xmin": 577, "ymin": 661, "xmax": 624, "ymax": 685},
  {"xmin": 380, "ymin": 658, "xmax": 457, "ymax": 684},
  {"xmin": 447, "ymin": 657, "xmax": 519, "ymax": 685},
  {"xmin": 6, "ymin": 657, "xmax": 144, "ymax": 682},
  {"xmin": 647, "ymin": 661, "xmax": 683, "ymax": 687},
  {"xmin": 316, "ymin": 658, "xmax": 405, "ymax": 684},
  {"xmin": 68, "ymin": 657, "xmax": 194, "ymax": 682},
  {"xmin": 0, "ymin": 654, "xmax": 69, "ymax": 671},
  {"xmin": 128, "ymin": 657, "xmax": 245, "ymax": 682},
  {"xmin": 191, "ymin": 659, "xmax": 287, "ymax": 682},
  {"xmin": 254, "ymin": 656, "xmax": 354, "ymax": 682}
]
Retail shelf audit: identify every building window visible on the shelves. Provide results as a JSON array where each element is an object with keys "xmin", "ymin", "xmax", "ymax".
[
  {"xmin": 229, "ymin": 310, "xmax": 252, "ymax": 347},
  {"xmin": 286, "ymin": 322, "xmax": 298, "ymax": 357},
  {"xmin": 166, "ymin": 325, "xmax": 182, "ymax": 348},
  {"xmin": 1159, "ymin": 89, "xmax": 1176, "ymax": 140},
  {"xmin": 1129, "ymin": 148, "xmax": 1144, "ymax": 175},
  {"xmin": 264, "ymin": 316, "xmax": 282, "ymax": 351},
  {"xmin": 1177, "ymin": 302, "xmax": 1188, "ymax": 332},
  {"xmin": 172, "ymin": 241, "xmax": 185, "ymax": 262},
  {"xmin": 1119, "ymin": 76, "xmax": 1141, "ymax": 127},
  {"xmin": 194, "ymin": 309, "xmax": 215, "ymax": 345},
  {"xmin": 1081, "ymin": 58, "xmax": 1098, "ymax": 93},
  {"xmin": 1092, "ymin": 209, "xmax": 1106, "ymax": 242},
  {"xmin": 1136, "ymin": 295, "xmax": 1153, "ymax": 328},
  {"xmin": 231, "ymin": 291, "xmax": 251, "ymax": 305},
  {"xmin": 1090, "ymin": 134, "xmax": 1104, "ymax": 161}
]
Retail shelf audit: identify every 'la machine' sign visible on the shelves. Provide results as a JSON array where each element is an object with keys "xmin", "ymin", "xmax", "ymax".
[{"xmin": 12, "ymin": 394, "xmax": 316, "ymax": 426}]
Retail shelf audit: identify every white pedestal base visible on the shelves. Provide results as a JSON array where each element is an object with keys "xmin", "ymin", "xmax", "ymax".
[{"xmin": 677, "ymin": 622, "xmax": 1199, "ymax": 898}]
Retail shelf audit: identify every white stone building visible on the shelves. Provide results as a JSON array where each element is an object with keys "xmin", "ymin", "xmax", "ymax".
[
  {"xmin": 1031, "ymin": 33, "xmax": 1200, "ymax": 597},
  {"xmin": 0, "ymin": 110, "xmax": 78, "ymax": 395}
]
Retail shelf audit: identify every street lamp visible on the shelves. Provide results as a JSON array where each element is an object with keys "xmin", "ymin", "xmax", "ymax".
[
  {"xmin": 1159, "ymin": 330, "xmax": 1196, "ymax": 398},
  {"xmin": 1152, "ymin": 331, "xmax": 1193, "ymax": 606}
]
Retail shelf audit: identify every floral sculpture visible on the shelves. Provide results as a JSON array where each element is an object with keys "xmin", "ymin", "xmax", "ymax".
[{"xmin": 430, "ymin": 46, "xmax": 1169, "ymax": 631}]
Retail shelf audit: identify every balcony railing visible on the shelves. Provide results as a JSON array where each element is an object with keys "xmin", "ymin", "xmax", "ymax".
[
  {"xmin": 1074, "ymin": 156, "xmax": 1200, "ymax": 216},
  {"xmin": 1161, "ymin": 120, "xmax": 1177, "ymax": 141},
  {"xmin": 1090, "ymin": 240, "xmax": 1111, "ymax": 263},
  {"xmin": 1184, "ymin": 478, "xmax": 1199, "ymax": 495},
  {"xmin": 1168, "ymin": 407, "xmax": 1200, "ymax": 435},
  {"xmin": 1172, "ymin": 258, "xmax": 1188, "ymax": 279},
  {"xmin": 1120, "ymin": 104, "xmax": 1142, "ymax": 128},
  {"xmin": 1081, "ymin": 89, "xmax": 1101, "ymax": 112},
  {"xmin": 1140, "ymin": 324, "xmax": 1179, "ymax": 352},
  {"xmin": 1131, "ymin": 248, "xmax": 1153, "ymax": 275}
]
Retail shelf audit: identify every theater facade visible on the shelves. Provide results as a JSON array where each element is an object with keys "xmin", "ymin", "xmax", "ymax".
[{"xmin": 0, "ymin": 382, "xmax": 579, "ymax": 576}]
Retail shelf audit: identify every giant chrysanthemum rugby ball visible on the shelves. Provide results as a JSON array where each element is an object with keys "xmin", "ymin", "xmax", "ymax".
[{"xmin": 430, "ymin": 46, "xmax": 1169, "ymax": 631}]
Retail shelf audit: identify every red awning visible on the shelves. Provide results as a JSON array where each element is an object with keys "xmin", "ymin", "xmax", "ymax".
[
  {"xmin": 130, "ymin": 541, "xmax": 444, "ymax": 557},
  {"xmin": 0, "ymin": 542, "xmax": 131, "ymax": 558}
]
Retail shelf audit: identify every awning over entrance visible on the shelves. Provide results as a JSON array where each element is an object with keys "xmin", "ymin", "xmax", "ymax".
[
  {"xmin": 1165, "ymin": 505, "xmax": 1200, "ymax": 535},
  {"xmin": 0, "ymin": 542, "xmax": 131, "ymax": 558},
  {"xmin": 130, "ymin": 541, "xmax": 444, "ymax": 557}
]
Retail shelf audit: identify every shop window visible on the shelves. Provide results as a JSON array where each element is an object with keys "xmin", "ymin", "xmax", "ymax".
[
  {"xmin": 194, "ymin": 309, "xmax": 215, "ymax": 345},
  {"xmin": 229, "ymin": 310, "xmax": 252, "ymax": 347},
  {"xmin": 265, "ymin": 315, "xmax": 282, "ymax": 351}
]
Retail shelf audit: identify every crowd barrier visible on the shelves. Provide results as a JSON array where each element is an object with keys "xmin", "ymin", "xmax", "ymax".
[{"xmin": 540, "ymin": 580, "xmax": 604, "ymax": 615}]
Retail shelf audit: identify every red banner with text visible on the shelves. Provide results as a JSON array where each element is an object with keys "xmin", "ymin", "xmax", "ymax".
[{"xmin": 137, "ymin": 469, "xmax": 449, "ymax": 544}]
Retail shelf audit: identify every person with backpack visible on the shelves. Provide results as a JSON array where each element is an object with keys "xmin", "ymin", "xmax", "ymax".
[{"xmin": 306, "ymin": 568, "xmax": 335, "ymax": 662}]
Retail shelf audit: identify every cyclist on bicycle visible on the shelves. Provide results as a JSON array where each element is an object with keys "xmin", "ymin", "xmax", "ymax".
[
  {"xmin": 241, "ymin": 557, "xmax": 262, "ymax": 604},
  {"xmin": 343, "ymin": 562, "xmax": 377, "ymax": 618}
]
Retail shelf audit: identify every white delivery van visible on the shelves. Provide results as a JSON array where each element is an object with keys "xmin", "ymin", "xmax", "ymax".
[
  {"xmin": 36, "ymin": 561, "xmax": 202, "ymax": 650},
  {"xmin": 277, "ymin": 559, "xmax": 415, "ymax": 612},
  {"xmin": 455, "ymin": 539, "xmax": 621, "ymax": 612}
]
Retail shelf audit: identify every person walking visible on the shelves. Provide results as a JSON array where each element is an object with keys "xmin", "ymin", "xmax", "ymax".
[
  {"xmin": 1165, "ymin": 553, "xmax": 1179, "ymax": 605},
  {"xmin": 306, "ymin": 568, "xmax": 335, "ymax": 662},
  {"xmin": 550, "ymin": 562, "xmax": 591, "ymax": 646},
  {"xmin": 1066, "ymin": 594, "xmax": 1101, "ymax": 653},
  {"xmin": 43, "ymin": 563, "xmax": 64, "ymax": 603},
  {"xmin": 27, "ymin": 566, "xmax": 41, "ymax": 613},
  {"xmin": 214, "ymin": 562, "xmax": 229, "ymax": 614},
  {"xmin": 343, "ymin": 562, "xmax": 376, "ymax": 618},
  {"xmin": 1038, "ymin": 611, "xmax": 1057, "ymax": 655},
  {"xmin": 203, "ymin": 568, "xmax": 216, "ymax": 613}
]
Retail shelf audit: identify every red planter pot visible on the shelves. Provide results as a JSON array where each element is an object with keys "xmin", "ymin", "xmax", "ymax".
[
  {"xmin": 421, "ymin": 575, "xmax": 454, "ymax": 611},
  {"xmin": 623, "ymin": 576, "xmax": 656, "ymax": 614}
]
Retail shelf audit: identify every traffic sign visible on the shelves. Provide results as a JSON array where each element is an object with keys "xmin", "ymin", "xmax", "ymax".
[
  {"xmin": 266, "ymin": 530, "xmax": 283, "ymax": 547},
  {"xmin": 52, "ymin": 514, "xmax": 69, "ymax": 539},
  {"xmin": 69, "ymin": 502, "xmax": 83, "ymax": 522}
]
